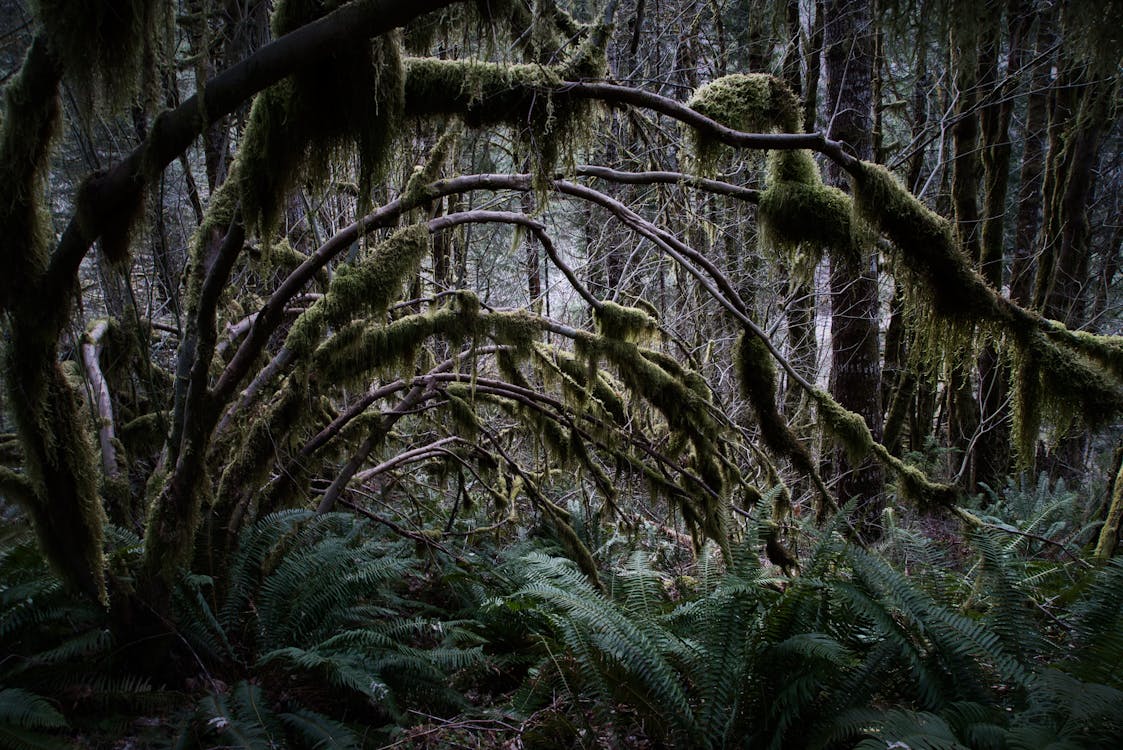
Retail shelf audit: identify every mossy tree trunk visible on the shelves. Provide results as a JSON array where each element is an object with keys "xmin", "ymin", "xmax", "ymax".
[{"xmin": 823, "ymin": 0, "xmax": 885, "ymax": 540}]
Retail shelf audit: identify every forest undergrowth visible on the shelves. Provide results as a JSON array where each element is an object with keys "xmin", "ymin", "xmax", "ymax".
[{"xmin": 3, "ymin": 476, "xmax": 1122, "ymax": 749}]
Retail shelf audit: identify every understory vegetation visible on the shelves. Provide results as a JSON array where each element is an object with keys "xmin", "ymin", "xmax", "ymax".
[{"xmin": 1, "ymin": 0, "xmax": 1121, "ymax": 747}]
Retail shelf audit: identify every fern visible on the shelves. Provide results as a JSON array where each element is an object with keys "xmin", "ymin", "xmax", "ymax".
[{"xmin": 0, "ymin": 689, "xmax": 68, "ymax": 750}]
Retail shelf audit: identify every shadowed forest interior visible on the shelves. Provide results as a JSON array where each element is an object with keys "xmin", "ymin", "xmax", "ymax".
[{"xmin": 0, "ymin": 0, "xmax": 1122, "ymax": 747}]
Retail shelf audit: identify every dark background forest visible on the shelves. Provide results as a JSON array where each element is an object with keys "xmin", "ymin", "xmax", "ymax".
[{"xmin": 0, "ymin": 0, "xmax": 1121, "ymax": 747}]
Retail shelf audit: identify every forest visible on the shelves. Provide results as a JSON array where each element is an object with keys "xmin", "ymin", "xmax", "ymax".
[{"xmin": 0, "ymin": 0, "xmax": 1121, "ymax": 746}]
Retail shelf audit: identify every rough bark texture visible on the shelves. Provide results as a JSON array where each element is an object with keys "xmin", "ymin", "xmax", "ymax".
[{"xmin": 823, "ymin": 0, "xmax": 884, "ymax": 539}]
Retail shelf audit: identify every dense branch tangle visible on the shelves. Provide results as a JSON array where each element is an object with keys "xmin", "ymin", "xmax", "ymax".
[{"xmin": 2, "ymin": 0, "xmax": 1122, "ymax": 604}]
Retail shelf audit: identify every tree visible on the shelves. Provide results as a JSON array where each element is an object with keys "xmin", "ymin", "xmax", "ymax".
[{"xmin": 1, "ymin": 0, "xmax": 1121, "ymax": 706}]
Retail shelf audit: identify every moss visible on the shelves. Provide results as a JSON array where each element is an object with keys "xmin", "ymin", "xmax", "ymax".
[
  {"xmin": 686, "ymin": 74, "xmax": 802, "ymax": 170},
  {"xmin": 548, "ymin": 349, "xmax": 627, "ymax": 426},
  {"xmin": 34, "ymin": 0, "xmax": 169, "ymax": 111},
  {"xmin": 239, "ymin": 3, "xmax": 404, "ymax": 237},
  {"xmin": 0, "ymin": 37, "xmax": 60, "ymax": 312},
  {"xmin": 595, "ymin": 301, "xmax": 658, "ymax": 343},
  {"xmin": 687, "ymin": 73, "xmax": 801, "ymax": 136},
  {"xmin": 758, "ymin": 181, "xmax": 852, "ymax": 260},
  {"xmin": 314, "ymin": 296, "xmax": 478, "ymax": 387},
  {"xmin": 1044, "ymin": 325, "xmax": 1123, "ymax": 380},
  {"xmin": 812, "ymin": 388, "xmax": 875, "ymax": 465},
  {"xmin": 402, "ymin": 53, "xmax": 600, "ymax": 185},
  {"xmin": 851, "ymin": 161, "xmax": 1008, "ymax": 324},
  {"xmin": 285, "ymin": 224, "xmax": 430, "ymax": 357},
  {"xmin": 402, "ymin": 123, "xmax": 462, "ymax": 207},
  {"xmin": 734, "ymin": 332, "xmax": 820, "ymax": 480},
  {"xmin": 215, "ymin": 380, "xmax": 305, "ymax": 516},
  {"xmin": 488, "ymin": 309, "xmax": 545, "ymax": 354}
]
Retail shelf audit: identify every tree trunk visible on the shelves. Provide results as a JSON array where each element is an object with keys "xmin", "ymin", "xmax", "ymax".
[{"xmin": 823, "ymin": 0, "xmax": 884, "ymax": 540}]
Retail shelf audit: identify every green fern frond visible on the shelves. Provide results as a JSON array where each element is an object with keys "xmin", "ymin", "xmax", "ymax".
[{"xmin": 278, "ymin": 708, "xmax": 360, "ymax": 750}]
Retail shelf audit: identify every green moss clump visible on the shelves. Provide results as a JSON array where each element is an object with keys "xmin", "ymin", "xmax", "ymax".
[
  {"xmin": 687, "ymin": 73, "xmax": 801, "ymax": 135},
  {"xmin": 1044, "ymin": 325, "xmax": 1123, "ymax": 381},
  {"xmin": 594, "ymin": 301, "xmax": 658, "ymax": 343},
  {"xmin": 285, "ymin": 224, "xmax": 430, "ymax": 358},
  {"xmin": 489, "ymin": 310, "xmax": 545, "ymax": 355},
  {"xmin": 686, "ymin": 74, "xmax": 802, "ymax": 171},
  {"xmin": 758, "ymin": 181, "xmax": 852, "ymax": 260},
  {"xmin": 812, "ymin": 389, "xmax": 875, "ymax": 465}
]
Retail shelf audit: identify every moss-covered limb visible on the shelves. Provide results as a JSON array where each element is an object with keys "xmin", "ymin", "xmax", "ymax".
[
  {"xmin": 810, "ymin": 389, "xmax": 958, "ymax": 511},
  {"xmin": 402, "ymin": 55, "xmax": 597, "ymax": 183},
  {"xmin": 851, "ymin": 160, "xmax": 1123, "ymax": 446},
  {"xmin": 80, "ymin": 320, "xmax": 121, "ymax": 478},
  {"xmin": 0, "ymin": 38, "xmax": 108, "ymax": 601},
  {"xmin": 282, "ymin": 224, "xmax": 431, "ymax": 360},
  {"xmin": 562, "ymin": 80, "xmax": 858, "ymax": 169},
  {"xmin": 0, "ymin": 35, "xmax": 61, "ymax": 315},
  {"xmin": 686, "ymin": 73, "xmax": 804, "ymax": 171},
  {"xmin": 48, "ymin": 0, "xmax": 459, "ymax": 322},
  {"xmin": 3, "ymin": 341, "xmax": 106, "ymax": 601},
  {"xmin": 850, "ymin": 161, "xmax": 1014, "ymax": 325},
  {"xmin": 143, "ymin": 216, "xmax": 246, "ymax": 586},
  {"xmin": 1094, "ymin": 447, "xmax": 1123, "ymax": 560},
  {"xmin": 734, "ymin": 333, "xmax": 834, "ymax": 513},
  {"xmin": 594, "ymin": 301, "xmax": 659, "ymax": 343}
]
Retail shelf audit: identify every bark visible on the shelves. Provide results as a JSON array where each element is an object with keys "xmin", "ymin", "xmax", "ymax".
[
  {"xmin": 823, "ymin": 0, "xmax": 884, "ymax": 539},
  {"xmin": 1009, "ymin": 8, "xmax": 1053, "ymax": 307}
]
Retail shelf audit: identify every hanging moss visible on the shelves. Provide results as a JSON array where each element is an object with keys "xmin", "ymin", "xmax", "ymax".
[
  {"xmin": 594, "ymin": 301, "xmax": 659, "ymax": 343},
  {"xmin": 238, "ymin": 1, "xmax": 405, "ymax": 237},
  {"xmin": 0, "ymin": 38, "xmax": 60, "ymax": 312},
  {"xmin": 547, "ymin": 349, "xmax": 628, "ymax": 426},
  {"xmin": 852, "ymin": 160, "xmax": 1123, "ymax": 454},
  {"xmin": 758, "ymin": 181, "xmax": 853, "ymax": 260},
  {"xmin": 1044, "ymin": 325, "xmax": 1123, "ymax": 381},
  {"xmin": 851, "ymin": 161, "xmax": 1009, "ymax": 324},
  {"xmin": 402, "ymin": 123, "xmax": 462, "ymax": 207},
  {"xmin": 315, "ymin": 308, "xmax": 456, "ymax": 386},
  {"xmin": 33, "ymin": 0, "xmax": 169, "ymax": 111},
  {"xmin": 402, "ymin": 50, "xmax": 602, "ymax": 185}
]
